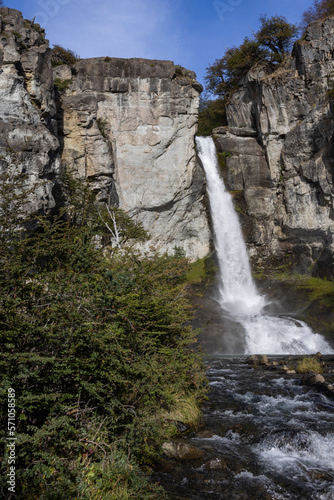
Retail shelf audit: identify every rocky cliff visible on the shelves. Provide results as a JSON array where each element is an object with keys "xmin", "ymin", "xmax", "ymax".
[
  {"xmin": 214, "ymin": 18, "xmax": 334, "ymax": 276},
  {"xmin": 0, "ymin": 8, "xmax": 210, "ymax": 260},
  {"xmin": 0, "ymin": 8, "xmax": 59, "ymax": 213}
]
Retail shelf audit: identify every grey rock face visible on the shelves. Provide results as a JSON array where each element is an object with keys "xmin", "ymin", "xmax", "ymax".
[
  {"xmin": 0, "ymin": 8, "xmax": 209, "ymax": 260},
  {"xmin": 0, "ymin": 7, "xmax": 60, "ymax": 213},
  {"xmin": 217, "ymin": 18, "xmax": 334, "ymax": 276},
  {"xmin": 57, "ymin": 57, "xmax": 209, "ymax": 259}
]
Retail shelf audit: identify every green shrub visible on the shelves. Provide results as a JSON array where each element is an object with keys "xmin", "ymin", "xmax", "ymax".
[
  {"xmin": 24, "ymin": 19, "xmax": 45, "ymax": 35},
  {"xmin": 54, "ymin": 77, "xmax": 73, "ymax": 91},
  {"xmin": 0, "ymin": 166, "xmax": 206, "ymax": 497},
  {"xmin": 197, "ymin": 97, "xmax": 227, "ymax": 136},
  {"xmin": 51, "ymin": 44, "xmax": 79, "ymax": 67}
]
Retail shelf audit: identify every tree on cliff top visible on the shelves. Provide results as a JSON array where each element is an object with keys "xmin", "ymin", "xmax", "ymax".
[
  {"xmin": 200, "ymin": 15, "xmax": 298, "ymax": 134},
  {"xmin": 302, "ymin": 0, "xmax": 334, "ymax": 28},
  {"xmin": 256, "ymin": 15, "xmax": 299, "ymax": 61},
  {"xmin": 204, "ymin": 15, "xmax": 298, "ymax": 99},
  {"xmin": 204, "ymin": 37, "xmax": 268, "ymax": 97},
  {"xmin": 51, "ymin": 44, "xmax": 79, "ymax": 66}
]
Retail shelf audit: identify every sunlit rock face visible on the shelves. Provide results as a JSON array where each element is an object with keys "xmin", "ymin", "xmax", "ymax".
[
  {"xmin": 215, "ymin": 17, "xmax": 334, "ymax": 276},
  {"xmin": 58, "ymin": 58, "xmax": 210, "ymax": 259},
  {"xmin": 0, "ymin": 7, "xmax": 60, "ymax": 213},
  {"xmin": 0, "ymin": 8, "xmax": 210, "ymax": 260}
]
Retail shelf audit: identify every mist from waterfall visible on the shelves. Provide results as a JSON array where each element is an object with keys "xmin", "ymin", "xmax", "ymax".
[{"xmin": 196, "ymin": 136, "xmax": 333, "ymax": 355}]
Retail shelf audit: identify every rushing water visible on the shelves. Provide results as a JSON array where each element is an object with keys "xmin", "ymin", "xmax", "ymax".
[
  {"xmin": 152, "ymin": 138, "xmax": 334, "ymax": 499},
  {"xmin": 195, "ymin": 136, "xmax": 333, "ymax": 355},
  {"xmin": 154, "ymin": 357, "xmax": 334, "ymax": 499}
]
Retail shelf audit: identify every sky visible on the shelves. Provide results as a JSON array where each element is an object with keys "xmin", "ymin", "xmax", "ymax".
[{"xmin": 5, "ymin": 0, "xmax": 314, "ymax": 87}]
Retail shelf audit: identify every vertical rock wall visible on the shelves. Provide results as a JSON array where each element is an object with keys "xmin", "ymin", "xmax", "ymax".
[
  {"xmin": 215, "ymin": 18, "xmax": 334, "ymax": 276},
  {"xmin": 57, "ymin": 58, "xmax": 210, "ymax": 259},
  {"xmin": 0, "ymin": 8, "xmax": 210, "ymax": 261},
  {"xmin": 0, "ymin": 8, "xmax": 60, "ymax": 213}
]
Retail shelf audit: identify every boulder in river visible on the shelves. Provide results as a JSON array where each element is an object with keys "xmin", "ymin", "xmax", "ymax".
[
  {"xmin": 302, "ymin": 373, "xmax": 326, "ymax": 385},
  {"xmin": 246, "ymin": 355, "xmax": 269, "ymax": 365},
  {"xmin": 162, "ymin": 440, "xmax": 205, "ymax": 460}
]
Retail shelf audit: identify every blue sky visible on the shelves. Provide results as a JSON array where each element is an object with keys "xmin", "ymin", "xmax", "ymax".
[{"xmin": 6, "ymin": 0, "xmax": 313, "ymax": 87}]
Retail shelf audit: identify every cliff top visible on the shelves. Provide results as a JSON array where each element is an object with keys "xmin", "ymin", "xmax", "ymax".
[
  {"xmin": 74, "ymin": 57, "xmax": 176, "ymax": 79},
  {"xmin": 0, "ymin": 7, "xmax": 202, "ymax": 90}
]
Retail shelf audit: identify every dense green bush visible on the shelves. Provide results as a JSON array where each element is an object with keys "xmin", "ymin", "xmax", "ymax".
[
  {"xmin": 54, "ymin": 77, "xmax": 73, "ymax": 91},
  {"xmin": 0, "ymin": 165, "xmax": 206, "ymax": 498}
]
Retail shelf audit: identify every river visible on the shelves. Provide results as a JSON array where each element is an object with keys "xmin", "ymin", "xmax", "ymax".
[{"xmin": 152, "ymin": 137, "xmax": 334, "ymax": 499}]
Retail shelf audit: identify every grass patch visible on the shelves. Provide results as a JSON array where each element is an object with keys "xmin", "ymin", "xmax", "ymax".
[
  {"xmin": 157, "ymin": 392, "xmax": 203, "ymax": 432},
  {"xmin": 296, "ymin": 357, "xmax": 323, "ymax": 374},
  {"xmin": 186, "ymin": 256, "xmax": 215, "ymax": 285},
  {"xmin": 297, "ymin": 277, "xmax": 334, "ymax": 307}
]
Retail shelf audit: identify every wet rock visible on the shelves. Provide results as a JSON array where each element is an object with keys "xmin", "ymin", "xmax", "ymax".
[
  {"xmin": 246, "ymin": 355, "xmax": 269, "ymax": 365},
  {"xmin": 302, "ymin": 373, "xmax": 326, "ymax": 385},
  {"xmin": 154, "ymin": 460, "xmax": 176, "ymax": 473},
  {"xmin": 286, "ymin": 370, "xmax": 296, "ymax": 374},
  {"xmin": 203, "ymin": 457, "xmax": 227, "ymax": 470},
  {"xmin": 162, "ymin": 440, "xmax": 205, "ymax": 460},
  {"xmin": 196, "ymin": 430, "xmax": 215, "ymax": 438},
  {"xmin": 217, "ymin": 17, "xmax": 334, "ymax": 275},
  {"xmin": 308, "ymin": 469, "xmax": 334, "ymax": 481},
  {"xmin": 175, "ymin": 421, "xmax": 190, "ymax": 433}
]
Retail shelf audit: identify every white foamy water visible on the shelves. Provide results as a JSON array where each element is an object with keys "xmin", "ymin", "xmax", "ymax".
[
  {"xmin": 258, "ymin": 430, "xmax": 334, "ymax": 473},
  {"xmin": 242, "ymin": 314, "xmax": 333, "ymax": 355},
  {"xmin": 196, "ymin": 136, "xmax": 265, "ymax": 316},
  {"xmin": 196, "ymin": 136, "xmax": 333, "ymax": 354}
]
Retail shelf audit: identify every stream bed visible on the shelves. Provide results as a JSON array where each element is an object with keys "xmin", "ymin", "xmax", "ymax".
[{"xmin": 153, "ymin": 356, "xmax": 334, "ymax": 500}]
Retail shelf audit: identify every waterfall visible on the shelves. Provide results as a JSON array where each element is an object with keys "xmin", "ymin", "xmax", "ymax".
[{"xmin": 196, "ymin": 136, "xmax": 333, "ymax": 354}]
